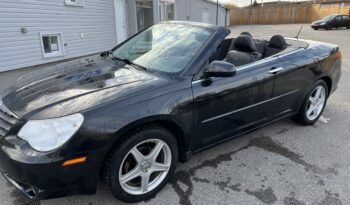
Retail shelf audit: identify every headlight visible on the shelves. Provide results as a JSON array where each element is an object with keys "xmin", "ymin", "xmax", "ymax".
[{"xmin": 18, "ymin": 113, "xmax": 84, "ymax": 152}]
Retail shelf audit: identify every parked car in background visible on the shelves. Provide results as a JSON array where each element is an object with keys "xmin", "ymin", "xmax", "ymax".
[
  {"xmin": 311, "ymin": 14, "xmax": 350, "ymax": 30},
  {"xmin": 0, "ymin": 21, "xmax": 342, "ymax": 202}
]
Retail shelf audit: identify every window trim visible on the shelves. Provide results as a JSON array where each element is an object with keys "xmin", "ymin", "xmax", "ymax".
[
  {"xmin": 64, "ymin": 0, "xmax": 84, "ymax": 7},
  {"xmin": 40, "ymin": 32, "xmax": 65, "ymax": 59},
  {"xmin": 333, "ymin": 15, "xmax": 341, "ymax": 21}
]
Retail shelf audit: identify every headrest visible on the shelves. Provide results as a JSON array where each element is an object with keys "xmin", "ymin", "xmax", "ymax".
[
  {"xmin": 269, "ymin": 35, "xmax": 286, "ymax": 49},
  {"xmin": 240, "ymin": 31, "xmax": 252, "ymax": 38},
  {"xmin": 234, "ymin": 35, "xmax": 257, "ymax": 53}
]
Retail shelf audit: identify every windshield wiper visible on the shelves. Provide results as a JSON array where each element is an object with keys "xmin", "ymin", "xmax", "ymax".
[
  {"xmin": 112, "ymin": 55, "xmax": 148, "ymax": 71},
  {"xmin": 129, "ymin": 50, "xmax": 149, "ymax": 55}
]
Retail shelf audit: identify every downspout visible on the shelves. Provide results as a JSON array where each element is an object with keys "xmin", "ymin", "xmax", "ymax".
[
  {"xmin": 225, "ymin": 8, "xmax": 227, "ymax": 27},
  {"xmin": 113, "ymin": 0, "xmax": 118, "ymax": 43},
  {"xmin": 216, "ymin": 0, "xmax": 219, "ymax": 25},
  {"xmin": 186, "ymin": 0, "xmax": 190, "ymax": 20},
  {"xmin": 164, "ymin": 0, "xmax": 167, "ymax": 21},
  {"xmin": 153, "ymin": 0, "xmax": 159, "ymax": 24}
]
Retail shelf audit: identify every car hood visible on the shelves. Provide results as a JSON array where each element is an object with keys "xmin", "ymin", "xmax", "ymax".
[{"xmin": 1, "ymin": 56, "xmax": 167, "ymax": 120}]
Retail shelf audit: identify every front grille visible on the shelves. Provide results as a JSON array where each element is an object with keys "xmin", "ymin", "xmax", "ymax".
[{"xmin": 0, "ymin": 100, "xmax": 18, "ymax": 137}]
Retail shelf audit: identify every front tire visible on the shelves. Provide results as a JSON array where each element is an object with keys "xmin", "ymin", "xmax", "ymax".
[
  {"xmin": 293, "ymin": 80, "xmax": 328, "ymax": 125},
  {"xmin": 103, "ymin": 125, "xmax": 178, "ymax": 202}
]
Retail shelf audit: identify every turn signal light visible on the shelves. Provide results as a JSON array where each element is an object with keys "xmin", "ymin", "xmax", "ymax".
[
  {"xmin": 62, "ymin": 157, "xmax": 87, "ymax": 166},
  {"xmin": 338, "ymin": 51, "xmax": 342, "ymax": 60}
]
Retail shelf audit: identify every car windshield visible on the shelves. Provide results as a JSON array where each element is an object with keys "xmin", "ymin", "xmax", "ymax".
[
  {"xmin": 112, "ymin": 24, "xmax": 213, "ymax": 73},
  {"xmin": 322, "ymin": 15, "xmax": 336, "ymax": 21}
]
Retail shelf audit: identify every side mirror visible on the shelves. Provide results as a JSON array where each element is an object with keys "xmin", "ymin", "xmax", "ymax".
[
  {"xmin": 204, "ymin": 61, "xmax": 236, "ymax": 78},
  {"xmin": 100, "ymin": 50, "xmax": 111, "ymax": 58}
]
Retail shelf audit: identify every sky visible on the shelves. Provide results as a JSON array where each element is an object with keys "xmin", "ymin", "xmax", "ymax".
[{"xmin": 218, "ymin": 0, "xmax": 306, "ymax": 7}]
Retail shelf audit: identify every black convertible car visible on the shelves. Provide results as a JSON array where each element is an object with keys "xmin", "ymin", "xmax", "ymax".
[{"xmin": 0, "ymin": 21, "xmax": 342, "ymax": 202}]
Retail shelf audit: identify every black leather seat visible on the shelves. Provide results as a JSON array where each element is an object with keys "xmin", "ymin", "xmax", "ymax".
[
  {"xmin": 255, "ymin": 39, "xmax": 267, "ymax": 57},
  {"xmin": 229, "ymin": 32, "xmax": 267, "ymax": 57},
  {"xmin": 226, "ymin": 35, "xmax": 263, "ymax": 67},
  {"xmin": 266, "ymin": 35, "xmax": 287, "ymax": 57}
]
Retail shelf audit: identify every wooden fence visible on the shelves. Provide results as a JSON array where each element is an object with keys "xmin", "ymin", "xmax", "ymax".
[{"xmin": 230, "ymin": 4, "xmax": 350, "ymax": 25}]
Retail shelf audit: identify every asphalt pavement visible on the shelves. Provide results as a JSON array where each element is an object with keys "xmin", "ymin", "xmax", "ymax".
[{"xmin": 0, "ymin": 24, "xmax": 349, "ymax": 205}]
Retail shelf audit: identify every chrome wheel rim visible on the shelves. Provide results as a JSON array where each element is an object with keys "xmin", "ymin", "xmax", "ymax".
[
  {"xmin": 306, "ymin": 85, "xmax": 326, "ymax": 121},
  {"xmin": 119, "ymin": 139, "xmax": 172, "ymax": 195}
]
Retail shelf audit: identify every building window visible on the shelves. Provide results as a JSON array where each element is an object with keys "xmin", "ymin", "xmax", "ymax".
[
  {"xmin": 65, "ymin": 0, "xmax": 84, "ymax": 7},
  {"xmin": 165, "ymin": 0, "xmax": 175, "ymax": 20},
  {"xmin": 136, "ymin": 0, "xmax": 154, "ymax": 32},
  {"xmin": 158, "ymin": 0, "xmax": 175, "ymax": 21},
  {"xmin": 40, "ymin": 33, "xmax": 65, "ymax": 58}
]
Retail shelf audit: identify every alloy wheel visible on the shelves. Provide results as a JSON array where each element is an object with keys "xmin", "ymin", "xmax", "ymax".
[
  {"xmin": 118, "ymin": 139, "xmax": 172, "ymax": 195},
  {"xmin": 306, "ymin": 85, "xmax": 326, "ymax": 121}
]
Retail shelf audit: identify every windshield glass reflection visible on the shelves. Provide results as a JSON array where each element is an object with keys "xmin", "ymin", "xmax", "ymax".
[{"xmin": 112, "ymin": 24, "xmax": 213, "ymax": 73}]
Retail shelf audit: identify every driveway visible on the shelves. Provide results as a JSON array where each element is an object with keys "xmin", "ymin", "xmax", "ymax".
[{"xmin": 0, "ymin": 24, "xmax": 349, "ymax": 205}]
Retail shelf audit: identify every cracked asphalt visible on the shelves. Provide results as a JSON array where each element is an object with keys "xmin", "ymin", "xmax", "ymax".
[{"xmin": 0, "ymin": 24, "xmax": 349, "ymax": 205}]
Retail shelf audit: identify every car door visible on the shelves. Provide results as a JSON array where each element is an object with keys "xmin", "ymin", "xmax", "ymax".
[
  {"xmin": 342, "ymin": 15, "xmax": 350, "ymax": 27},
  {"xmin": 249, "ymin": 57, "xmax": 286, "ymax": 118},
  {"xmin": 192, "ymin": 57, "xmax": 285, "ymax": 149},
  {"xmin": 334, "ymin": 15, "xmax": 342, "ymax": 28}
]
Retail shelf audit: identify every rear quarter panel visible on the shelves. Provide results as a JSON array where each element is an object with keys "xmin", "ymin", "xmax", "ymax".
[
  {"xmin": 310, "ymin": 42, "xmax": 341, "ymax": 94},
  {"xmin": 278, "ymin": 39, "xmax": 340, "ymax": 113}
]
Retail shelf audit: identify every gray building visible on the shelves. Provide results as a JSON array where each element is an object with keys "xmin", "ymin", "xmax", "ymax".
[
  {"xmin": 0, "ymin": 0, "xmax": 117, "ymax": 72},
  {"xmin": 0, "ymin": 0, "xmax": 227, "ymax": 72},
  {"xmin": 176, "ymin": 0, "xmax": 230, "ymax": 27}
]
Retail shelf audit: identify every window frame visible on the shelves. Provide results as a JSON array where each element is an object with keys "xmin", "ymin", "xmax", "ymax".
[
  {"xmin": 335, "ymin": 15, "xmax": 342, "ymax": 21},
  {"xmin": 40, "ymin": 32, "xmax": 65, "ymax": 59},
  {"xmin": 112, "ymin": 24, "xmax": 214, "ymax": 74},
  {"xmin": 64, "ymin": 0, "xmax": 84, "ymax": 7}
]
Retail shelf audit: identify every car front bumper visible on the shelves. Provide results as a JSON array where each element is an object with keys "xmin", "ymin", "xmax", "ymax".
[
  {"xmin": 0, "ymin": 135, "xmax": 109, "ymax": 199},
  {"xmin": 311, "ymin": 24, "xmax": 325, "ymax": 29}
]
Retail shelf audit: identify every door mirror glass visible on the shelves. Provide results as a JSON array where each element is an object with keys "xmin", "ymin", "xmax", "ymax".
[{"xmin": 204, "ymin": 61, "xmax": 236, "ymax": 77}]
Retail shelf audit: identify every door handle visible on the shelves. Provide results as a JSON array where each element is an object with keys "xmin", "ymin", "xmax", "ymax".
[{"xmin": 268, "ymin": 67, "xmax": 283, "ymax": 74}]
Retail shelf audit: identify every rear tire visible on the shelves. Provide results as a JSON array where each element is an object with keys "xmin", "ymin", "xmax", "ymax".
[
  {"xmin": 293, "ymin": 80, "xmax": 328, "ymax": 125},
  {"xmin": 103, "ymin": 125, "xmax": 178, "ymax": 202}
]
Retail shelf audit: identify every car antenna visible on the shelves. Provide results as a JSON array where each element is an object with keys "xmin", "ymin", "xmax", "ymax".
[{"xmin": 295, "ymin": 25, "xmax": 303, "ymax": 40}]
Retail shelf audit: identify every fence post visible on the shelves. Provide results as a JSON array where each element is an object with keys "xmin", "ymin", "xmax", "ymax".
[{"xmin": 249, "ymin": 0, "xmax": 253, "ymax": 24}]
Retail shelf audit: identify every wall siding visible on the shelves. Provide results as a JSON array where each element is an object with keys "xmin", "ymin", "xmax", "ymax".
[
  {"xmin": 0, "ymin": 0, "xmax": 117, "ymax": 72},
  {"xmin": 175, "ymin": 0, "xmax": 228, "ymax": 26}
]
